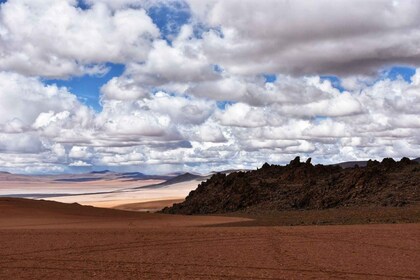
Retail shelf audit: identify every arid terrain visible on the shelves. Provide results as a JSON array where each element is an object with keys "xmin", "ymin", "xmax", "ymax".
[
  {"xmin": 0, "ymin": 198, "xmax": 419, "ymax": 279},
  {"xmin": 1, "ymin": 158, "xmax": 419, "ymax": 279},
  {"xmin": 0, "ymin": 171, "xmax": 207, "ymax": 209}
]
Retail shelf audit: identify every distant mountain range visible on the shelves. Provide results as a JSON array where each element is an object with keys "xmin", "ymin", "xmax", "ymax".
[
  {"xmin": 134, "ymin": 172, "xmax": 208, "ymax": 190},
  {"xmin": 335, "ymin": 157, "xmax": 420, "ymax": 168},
  {"xmin": 1, "ymin": 157, "xmax": 419, "ymax": 179},
  {"xmin": 90, "ymin": 170, "xmax": 112, "ymax": 174}
]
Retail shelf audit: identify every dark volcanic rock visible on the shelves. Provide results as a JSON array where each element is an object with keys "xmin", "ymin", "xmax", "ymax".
[{"xmin": 161, "ymin": 157, "xmax": 420, "ymax": 215}]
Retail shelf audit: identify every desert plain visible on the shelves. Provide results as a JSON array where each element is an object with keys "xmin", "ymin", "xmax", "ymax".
[
  {"xmin": 1, "ymin": 164, "xmax": 420, "ymax": 279},
  {"xmin": 0, "ymin": 197, "xmax": 419, "ymax": 279},
  {"xmin": 0, "ymin": 171, "xmax": 202, "ymax": 210}
]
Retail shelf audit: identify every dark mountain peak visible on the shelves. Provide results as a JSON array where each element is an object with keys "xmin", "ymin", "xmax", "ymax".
[
  {"xmin": 400, "ymin": 157, "xmax": 414, "ymax": 165},
  {"xmin": 167, "ymin": 172, "xmax": 202, "ymax": 183},
  {"xmin": 289, "ymin": 156, "xmax": 301, "ymax": 166},
  {"xmin": 90, "ymin": 170, "xmax": 111, "ymax": 174},
  {"xmin": 380, "ymin": 158, "xmax": 396, "ymax": 169},
  {"xmin": 139, "ymin": 172, "xmax": 205, "ymax": 189},
  {"xmin": 121, "ymin": 172, "xmax": 146, "ymax": 176},
  {"xmin": 381, "ymin": 157, "xmax": 395, "ymax": 164},
  {"xmin": 366, "ymin": 159, "xmax": 380, "ymax": 167},
  {"xmin": 261, "ymin": 162, "xmax": 271, "ymax": 169}
]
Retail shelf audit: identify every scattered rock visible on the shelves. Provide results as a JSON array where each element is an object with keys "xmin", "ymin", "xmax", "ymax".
[
  {"xmin": 261, "ymin": 163, "xmax": 271, "ymax": 169},
  {"xmin": 289, "ymin": 156, "xmax": 301, "ymax": 166}
]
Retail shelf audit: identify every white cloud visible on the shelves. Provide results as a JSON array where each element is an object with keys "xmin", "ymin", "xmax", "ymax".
[
  {"xmin": 304, "ymin": 119, "xmax": 349, "ymax": 138},
  {"xmin": 100, "ymin": 77, "xmax": 149, "ymax": 101},
  {"xmin": 33, "ymin": 111, "xmax": 71, "ymax": 129},
  {"xmin": 1, "ymin": 67, "xmax": 420, "ymax": 174},
  {"xmin": 144, "ymin": 91, "xmax": 215, "ymax": 125},
  {"xmin": 0, "ymin": 74, "xmax": 47, "ymax": 125},
  {"xmin": 0, "ymin": 71, "xmax": 90, "ymax": 132},
  {"xmin": 0, "ymin": 0, "xmax": 159, "ymax": 77},
  {"xmin": 3, "ymin": 118, "xmax": 26, "ymax": 133},
  {"xmin": 131, "ymin": 33, "xmax": 216, "ymax": 85},
  {"xmin": 69, "ymin": 146, "xmax": 92, "ymax": 159},
  {"xmin": 69, "ymin": 160, "xmax": 92, "ymax": 167},
  {"xmin": 0, "ymin": 1, "xmax": 419, "ymax": 174},
  {"xmin": 188, "ymin": 0, "xmax": 420, "ymax": 76},
  {"xmin": 83, "ymin": 0, "xmax": 165, "ymax": 10},
  {"xmin": 0, "ymin": 133, "xmax": 44, "ymax": 153},
  {"xmin": 51, "ymin": 143, "xmax": 66, "ymax": 158},
  {"xmin": 217, "ymin": 103, "xmax": 268, "ymax": 128}
]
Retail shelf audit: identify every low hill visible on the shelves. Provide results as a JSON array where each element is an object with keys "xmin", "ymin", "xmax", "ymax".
[
  {"xmin": 160, "ymin": 172, "xmax": 204, "ymax": 185},
  {"xmin": 162, "ymin": 157, "xmax": 420, "ymax": 215},
  {"xmin": 135, "ymin": 172, "xmax": 207, "ymax": 189},
  {"xmin": 90, "ymin": 170, "xmax": 112, "ymax": 174},
  {"xmin": 335, "ymin": 157, "xmax": 420, "ymax": 168},
  {"xmin": 335, "ymin": 160, "xmax": 368, "ymax": 168},
  {"xmin": 0, "ymin": 197, "xmax": 141, "ymax": 219}
]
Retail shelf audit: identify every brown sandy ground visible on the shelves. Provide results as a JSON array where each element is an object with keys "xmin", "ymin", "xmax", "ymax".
[
  {"xmin": 0, "ymin": 198, "xmax": 419, "ymax": 280},
  {"xmin": 113, "ymin": 199, "xmax": 184, "ymax": 212},
  {"xmin": 221, "ymin": 204, "xmax": 420, "ymax": 227}
]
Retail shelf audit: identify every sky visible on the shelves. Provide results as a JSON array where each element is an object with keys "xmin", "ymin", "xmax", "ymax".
[{"xmin": 0, "ymin": 0, "xmax": 419, "ymax": 174}]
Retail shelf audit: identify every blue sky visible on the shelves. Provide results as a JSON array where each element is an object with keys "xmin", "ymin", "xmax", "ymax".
[
  {"xmin": 43, "ymin": 1, "xmax": 192, "ymax": 112},
  {"xmin": 44, "ymin": 64, "xmax": 125, "ymax": 112},
  {"xmin": 382, "ymin": 66, "xmax": 416, "ymax": 82}
]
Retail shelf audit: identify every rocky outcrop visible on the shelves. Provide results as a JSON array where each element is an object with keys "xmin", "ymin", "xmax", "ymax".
[{"xmin": 162, "ymin": 157, "xmax": 420, "ymax": 215}]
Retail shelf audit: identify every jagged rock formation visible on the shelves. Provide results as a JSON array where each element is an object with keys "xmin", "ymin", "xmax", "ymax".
[{"xmin": 162, "ymin": 157, "xmax": 420, "ymax": 215}]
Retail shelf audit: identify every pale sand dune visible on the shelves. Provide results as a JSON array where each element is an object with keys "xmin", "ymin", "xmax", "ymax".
[
  {"xmin": 113, "ymin": 198, "xmax": 185, "ymax": 212},
  {"xmin": 50, "ymin": 180, "xmax": 201, "ymax": 207},
  {"xmin": 0, "ymin": 173, "xmax": 202, "ymax": 208},
  {"xmin": 41, "ymin": 181, "xmax": 199, "ymax": 208},
  {"xmin": 0, "ymin": 178, "xmax": 164, "ymax": 196}
]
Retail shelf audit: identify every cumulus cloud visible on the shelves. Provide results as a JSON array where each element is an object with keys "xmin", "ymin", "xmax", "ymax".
[
  {"xmin": 0, "ymin": 0, "xmax": 159, "ymax": 77},
  {"xmin": 217, "ymin": 103, "xmax": 268, "ymax": 128},
  {"xmin": 0, "ymin": 71, "xmax": 90, "ymax": 132},
  {"xmin": 2, "ymin": 68, "xmax": 420, "ymax": 173},
  {"xmin": 130, "ymin": 30, "xmax": 217, "ymax": 85},
  {"xmin": 0, "ymin": 0, "xmax": 419, "ymax": 174},
  {"xmin": 0, "ymin": 133, "xmax": 44, "ymax": 154},
  {"xmin": 69, "ymin": 146, "xmax": 92, "ymax": 159},
  {"xmin": 102, "ymin": 25, "xmax": 219, "ymax": 97},
  {"xmin": 83, "ymin": 0, "xmax": 168, "ymax": 10},
  {"xmin": 187, "ymin": 0, "xmax": 420, "ymax": 76},
  {"xmin": 100, "ymin": 77, "xmax": 149, "ymax": 101},
  {"xmin": 69, "ymin": 160, "xmax": 92, "ymax": 167}
]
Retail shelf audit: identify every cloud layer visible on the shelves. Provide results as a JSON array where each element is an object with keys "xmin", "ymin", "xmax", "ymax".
[
  {"xmin": 188, "ymin": 0, "xmax": 420, "ymax": 76},
  {"xmin": 0, "ymin": 0, "xmax": 419, "ymax": 174}
]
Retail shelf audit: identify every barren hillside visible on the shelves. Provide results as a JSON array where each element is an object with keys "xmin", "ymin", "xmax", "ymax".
[{"xmin": 162, "ymin": 157, "xmax": 420, "ymax": 215}]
